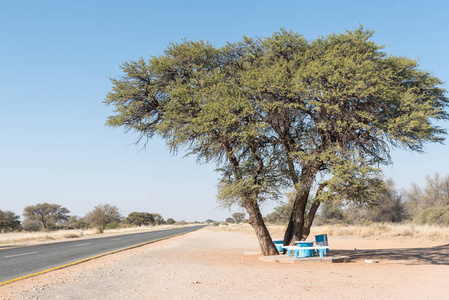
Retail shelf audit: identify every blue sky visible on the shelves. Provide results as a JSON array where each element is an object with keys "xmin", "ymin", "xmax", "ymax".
[{"xmin": 1, "ymin": 0, "xmax": 448, "ymax": 222}]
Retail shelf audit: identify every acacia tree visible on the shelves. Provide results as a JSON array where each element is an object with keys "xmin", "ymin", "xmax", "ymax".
[
  {"xmin": 105, "ymin": 27, "xmax": 447, "ymax": 255},
  {"xmin": 125, "ymin": 212, "xmax": 154, "ymax": 226},
  {"xmin": 23, "ymin": 203, "xmax": 70, "ymax": 230},
  {"xmin": 232, "ymin": 212, "xmax": 246, "ymax": 224},
  {"xmin": 85, "ymin": 204, "xmax": 121, "ymax": 230},
  {"xmin": 0, "ymin": 210, "xmax": 21, "ymax": 232}
]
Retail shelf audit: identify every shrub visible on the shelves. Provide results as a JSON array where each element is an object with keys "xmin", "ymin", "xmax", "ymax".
[
  {"xmin": 415, "ymin": 206, "xmax": 449, "ymax": 226},
  {"xmin": 22, "ymin": 219, "xmax": 42, "ymax": 232},
  {"xmin": 105, "ymin": 222, "xmax": 120, "ymax": 229},
  {"xmin": 125, "ymin": 212, "xmax": 155, "ymax": 226},
  {"xmin": 213, "ymin": 221, "xmax": 220, "ymax": 226},
  {"xmin": 166, "ymin": 218, "xmax": 176, "ymax": 225}
]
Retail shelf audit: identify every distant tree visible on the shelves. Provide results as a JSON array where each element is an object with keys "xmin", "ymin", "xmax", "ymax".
[
  {"xmin": 232, "ymin": 212, "xmax": 246, "ymax": 224},
  {"xmin": 405, "ymin": 173, "xmax": 449, "ymax": 219},
  {"xmin": 125, "ymin": 212, "xmax": 155, "ymax": 226},
  {"xmin": 265, "ymin": 192, "xmax": 295, "ymax": 225},
  {"xmin": 364, "ymin": 179, "xmax": 407, "ymax": 223},
  {"xmin": 225, "ymin": 217, "xmax": 235, "ymax": 223},
  {"xmin": 152, "ymin": 213, "xmax": 165, "ymax": 225},
  {"xmin": 0, "ymin": 210, "xmax": 21, "ymax": 232},
  {"xmin": 423, "ymin": 174, "xmax": 449, "ymax": 206},
  {"xmin": 85, "ymin": 204, "xmax": 121, "ymax": 230},
  {"xmin": 23, "ymin": 203, "xmax": 70, "ymax": 230},
  {"xmin": 317, "ymin": 201, "xmax": 346, "ymax": 224},
  {"xmin": 166, "ymin": 218, "xmax": 176, "ymax": 225},
  {"xmin": 404, "ymin": 182, "xmax": 425, "ymax": 218},
  {"xmin": 205, "ymin": 219, "xmax": 214, "ymax": 224}
]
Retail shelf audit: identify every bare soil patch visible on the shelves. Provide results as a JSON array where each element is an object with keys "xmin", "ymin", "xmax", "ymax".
[{"xmin": 1, "ymin": 227, "xmax": 448, "ymax": 299}]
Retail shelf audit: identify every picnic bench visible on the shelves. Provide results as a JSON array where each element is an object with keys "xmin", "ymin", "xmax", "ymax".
[
  {"xmin": 273, "ymin": 239, "xmax": 284, "ymax": 252},
  {"xmin": 283, "ymin": 245, "xmax": 330, "ymax": 258}
]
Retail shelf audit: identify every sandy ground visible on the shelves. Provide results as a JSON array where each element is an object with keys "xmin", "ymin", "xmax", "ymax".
[{"xmin": 1, "ymin": 228, "xmax": 448, "ymax": 300}]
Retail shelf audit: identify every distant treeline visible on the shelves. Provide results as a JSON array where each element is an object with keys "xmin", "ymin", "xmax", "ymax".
[
  {"xmin": 265, "ymin": 173, "xmax": 449, "ymax": 226},
  {"xmin": 0, "ymin": 203, "xmax": 182, "ymax": 233}
]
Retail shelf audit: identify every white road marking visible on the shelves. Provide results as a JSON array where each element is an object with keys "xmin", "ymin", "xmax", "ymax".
[
  {"xmin": 75, "ymin": 243, "xmax": 92, "ymax": 247},
  {"xmin": 5, "ymin": 252, "xmax": 37, "ymax": 258},
  {"xmin": 111, "ymin": 238, "xmax": 122, "ymax": 241}
]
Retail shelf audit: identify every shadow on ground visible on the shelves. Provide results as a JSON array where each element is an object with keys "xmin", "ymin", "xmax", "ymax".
[{"xmin": 332, "ymin": 244, "xmax": 449, "ymax": 265}]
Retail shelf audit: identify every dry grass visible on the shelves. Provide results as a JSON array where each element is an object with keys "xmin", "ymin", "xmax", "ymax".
[
  {"xmin": 208, "ymin": 223, "xmax": 449, "ymax": 242},
  {"xmin": 0, "ymin": 224, "xmax": 191, "ymax": 247},
  {"xmin": 311, "ymin": 223, "xmax": 449, "ymax": 241}
]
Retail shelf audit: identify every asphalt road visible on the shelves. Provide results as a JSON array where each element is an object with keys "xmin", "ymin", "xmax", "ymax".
[{"xmin": 0, "ymin": 225, "xmax": 206, "ymax": 283}]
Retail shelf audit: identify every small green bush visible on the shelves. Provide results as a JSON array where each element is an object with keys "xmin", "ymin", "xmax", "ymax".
[
  {"xmin": 166, "ymin": 218, "xmax": 176, "ymax": 225},
  {"xmin": 213, "ymin": 221, "xmax": 220, "ymax": 226},
  {"xmin": 105, "ymin": 222, "xmax": 120, "ymax": 229},
  {"xmin": 415, "ymin": 206, "xmax": 449, "ymax": 226}
]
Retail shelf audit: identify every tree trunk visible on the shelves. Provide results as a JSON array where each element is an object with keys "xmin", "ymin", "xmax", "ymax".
[
  {"xmin": 283, "ymin": 167, "xmax": 318, "ymax": 247},
  {"xmin": 302, "ymin": 199, "xmax": 321, "ymax": 240},
  {"xmin": 244, "ymin": 200, "xmax": 279, "ymax": 256},
  {"xmin": 283, "ymin": 192, "xmax": 308, "ymax": 246}
]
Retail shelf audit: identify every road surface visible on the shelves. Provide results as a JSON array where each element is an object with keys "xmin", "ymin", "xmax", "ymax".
[{"xmin": 0, "ymin": 225, "xmax": 205, "ymax": 283}]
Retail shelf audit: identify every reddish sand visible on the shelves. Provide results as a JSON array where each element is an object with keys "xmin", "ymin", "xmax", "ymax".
[{"xmin": 1, "ymin": 228, "xmax": 448, "ymax": 299}]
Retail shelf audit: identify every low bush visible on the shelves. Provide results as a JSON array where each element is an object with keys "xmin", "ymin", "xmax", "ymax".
[
  {"xmin": 105, "ymin": 222, "xmax": 120, "ymax": 229},
  {"xmin": 414, "ymin": 206, "xmax": 449, "ymax": 226},
  {"xmin": 22, "ymin": 219, "xmax": 42, "ymax": 232}
]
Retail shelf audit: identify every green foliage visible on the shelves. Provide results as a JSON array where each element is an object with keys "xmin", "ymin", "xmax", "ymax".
[
  {"xmin": 166, "ymin": 218, "xmax": 176, "ymax": 225},
  {"xmin": 125, "ymin": 212, "xmax": 155, "ymax": 226},
  {"xmin": 0, "ymin": 210, "xmax": 21, "ymax": 232},
  {"xmin": 212, "ymin": 221, "xmax": 220, "ymax": 226},
  {"xmin": 205, "ymin": 219, "xmax": 214, "ymax": 224},
  {"xmin": 85, "ymin": 204, "xmax": 121, "ymax": 230},
  {"xmin": 105, "ymin": 222, "xmax": 120, "ymax": 229},
  {"xmin": 65, "ymin": 216, "xmax": 88, "ymax": 229},
  {"xmin": 414, "ymin": 206, "xmax": 449, "ymax": 226},
  {"xmin": 23, "ymin": 203, "xmax": 70, "ymax": 230}
]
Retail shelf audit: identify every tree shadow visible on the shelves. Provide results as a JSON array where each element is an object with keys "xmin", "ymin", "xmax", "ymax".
[{"xmin": 332, "ymin": 244, "xmax": 449, "ymax": 265}]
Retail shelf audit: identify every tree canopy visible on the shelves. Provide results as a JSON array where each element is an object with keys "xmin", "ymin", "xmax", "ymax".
[
  {"xmin": 23, "ymin": 203, "xmax": 70, "ymax": 230},
  {"xmin": 105, "ymin": 27, "xmax": 448, "ymax": 255},
  {"xmin": 125, "ymin": 212, "xmax": 155, "ymax": 226},
  {"xmin": 0, "ymin": 210, "xmax": 20, "ymax": 232},
  {"xmin": 85, "ymin": 204, "xmax": 121, "ymax": 230}
]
